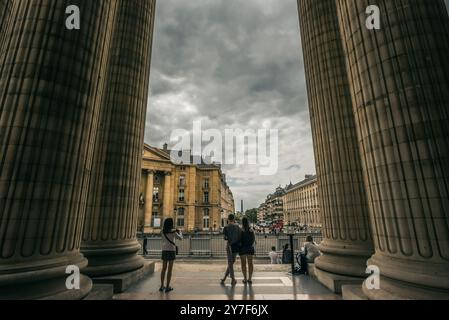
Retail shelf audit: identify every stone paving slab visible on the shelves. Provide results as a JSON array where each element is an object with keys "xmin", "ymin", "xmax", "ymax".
[{"xmin": 113, "ymin": 261, "xmax": 340, "ymax": 301}]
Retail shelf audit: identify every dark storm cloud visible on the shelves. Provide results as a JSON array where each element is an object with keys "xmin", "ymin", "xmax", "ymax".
[{"xmin": 145, "ymin": 0, "xmax": 315, "ymax": 209}]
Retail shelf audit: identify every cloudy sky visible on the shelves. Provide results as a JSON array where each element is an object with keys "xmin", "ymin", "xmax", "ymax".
[{"xmin": 144, "ymin": 0, "xmax": 316, "ymax": 210}]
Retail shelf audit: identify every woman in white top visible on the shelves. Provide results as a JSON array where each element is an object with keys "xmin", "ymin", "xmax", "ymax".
[
  {"xmin": 304, "ymin": 236, "xmax": 321, "ymax": 263},
  {"xmin": 298, "ymin": 235, "xmax": 321, "ymax": 275},
  {"xmin": 160, "ymin": 218, "xmax": 183, "ymax": 293}
]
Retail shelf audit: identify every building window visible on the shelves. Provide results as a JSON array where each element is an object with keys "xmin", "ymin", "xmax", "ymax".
[
  {"xmin": 178, "ymin": 189, "xmax": 185, "ymax": 202},
  {"xmin": 204, "ymin": 192, "xmax": 209, "ymax": 204},
  {"xmin": 179, "ymin": 175, "xmax": 185, "ymax": 187},
  {"xmin": 177, "ymin": 208, "xmax": 185, "ymax": 227},
  {"xmin": 203, "ymin": 208, "xmax": 210, "ymax": 229},
  {"xmin": 153, "ymin": 187, "xmax": 159, "ymax": 202},
  {"xmin": 204, "ymin": 178, "xmax": 209, "ymax": 188}
]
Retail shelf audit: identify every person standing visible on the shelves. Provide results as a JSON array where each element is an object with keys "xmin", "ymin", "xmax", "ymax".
[
  {"xmin": 282, "ymin": 244, "xmax": 292, "ymax": 264},
  {"xmin": 221, "ymin": 214, "xmax": 241, "ymax": 286},
  {"xmin": 239, "ymin": 217, "xmax": 256, "ymax": 284},
  {"xmin": 160, "ymin": 218, "xmax": 183, "ymax": 293}
]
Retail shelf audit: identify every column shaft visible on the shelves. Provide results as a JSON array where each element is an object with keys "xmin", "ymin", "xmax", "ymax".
[
  {"xmin": 0, "ymin": 0, "xmax": 116, "ymax": 299},
  {"xmin": 297, "ymin": 0, "xmax": 374, "ymax": 281},
  {"xmin": 144, "ymin": 171, "xmax": 154, "ymax": 233},
  {"xmin": 81, "ymin": 0, "xmax": 157, "ymax": 277},
  {"xmin": 337, "ymin": 0, "xmax": 449, "ymax": 299},
  {"xmin": 163, "ymin": 172, "xmax": 173, "ymax": 219},
  {"xmin": 0, "ymin": 0, "xmax": 12, "ymax": 35}
]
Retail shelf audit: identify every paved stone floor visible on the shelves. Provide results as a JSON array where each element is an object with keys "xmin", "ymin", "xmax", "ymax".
[{"xmin": 114, "ymin": 260, "xmax": 340, "ymax": 300}]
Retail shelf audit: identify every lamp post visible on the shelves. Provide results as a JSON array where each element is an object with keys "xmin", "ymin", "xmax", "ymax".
[{"xmin": 285, "ymin": 225, "xmax": 296, "ymax": 275}]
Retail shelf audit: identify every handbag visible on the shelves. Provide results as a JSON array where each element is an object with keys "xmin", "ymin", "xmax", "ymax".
[{"xmin": 163, "ymin": 232, "xmax": 179, "ymax": 255}]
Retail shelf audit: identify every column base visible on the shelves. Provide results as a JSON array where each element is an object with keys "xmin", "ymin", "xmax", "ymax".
[
  {"xmin": 315, "ymin": 267, "xmax": 364, "ymax": 294},
  {"xmin": 367, "ymin": 253, "xmax": 449, "ymax": 295},
  {"xmin": 0, "ymin": 255, "xmax": 92, "ymax": 300},
  {"xmin": 91, "ymin": 261, "xmax": 155, "ymax": 293},
  {"xmin": 83, "ymin": 284, "xmax": 114, "ymax": 300},
  {"xmin": 316, "ymin": 239, "xmax": 373, "ymax": 277},
  {"xmin": 363, "ymin": 276, "xmax": 449, "ymax": 300},
  {"xmin": 315, "ymin": 253, "xmax": 370, "ymax": 278},
  {"xmin": 82, "ymin": 240, "xmax": 144, "ymax": 277},
  {"xmin": 342, "ymin": 285, "xmax": 369, "ymax": 300}
]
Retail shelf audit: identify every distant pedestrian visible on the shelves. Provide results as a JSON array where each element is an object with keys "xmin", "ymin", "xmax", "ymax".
[
  {"xmin": 269, "ymin": 246, "xmax": 280, "ymax": 264},
  {"xmin": 282, "ymin": 244, "xmax": 292, "ymax": 264},
  {"xmin": 160, "ymin": 218, "xmax": 183, "ymax": 293},
  {"xmin": 221, "ymin": 214, "xmax": 241, "ymax": 286},
  {"xmin": 239, "ymin": 217, "xmax": 255, "ymax": 284}
]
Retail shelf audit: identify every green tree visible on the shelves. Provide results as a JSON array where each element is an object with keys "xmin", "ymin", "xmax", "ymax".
[{"xmin": 244, "ymin": 208, "xmax": 258, "ymax": 223}]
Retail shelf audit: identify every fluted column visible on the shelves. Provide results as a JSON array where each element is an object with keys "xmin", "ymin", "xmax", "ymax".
[
  {"xmin": 337, "ymin": 0, "xmax": 449, "ymax": 299},
  {"xmin": 144, "ymin": 170, "xmax": 154, "ymax": 233},
  {"xmin": 0, "ymin": 0, "xmax": 116, "ymax": 299},
  {"xmin": 163, "ymin": 172, "xmax": 173, "ymax": 219},
  {"xmin": 81, "ymin": 0, "xmax": 156, "ymax": 277},
  {"xmin": 297, "ymin": 0, "xmax": 374, "ymax": 286},
  {"xmin": 0, "ymin": 0, "xmax": 12, "ymax": 34}
]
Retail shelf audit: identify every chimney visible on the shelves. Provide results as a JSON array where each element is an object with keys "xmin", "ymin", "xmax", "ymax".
[{"xmin": 163, "ymin": 143, "xmax": 168, "ymax": 151}]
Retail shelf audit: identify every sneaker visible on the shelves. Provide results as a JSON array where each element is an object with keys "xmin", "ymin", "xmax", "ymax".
[
  {"xmin": 165, "ymin": 287, "xmax": 174, "ymax": 293},
  {"xmin": 159, "ymin": 286, "xmax": 165, "ymax": 292}
]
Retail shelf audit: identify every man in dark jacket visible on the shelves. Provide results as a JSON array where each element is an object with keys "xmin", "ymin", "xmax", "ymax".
[{"xmin": 221, "ymin": 214, "xmax": 241, "ymax": 285}]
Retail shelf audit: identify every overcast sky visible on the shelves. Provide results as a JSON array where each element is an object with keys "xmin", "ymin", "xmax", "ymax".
[{"xmin": 144, "ymin": 0, "xmax": 314, "ymax": 210}]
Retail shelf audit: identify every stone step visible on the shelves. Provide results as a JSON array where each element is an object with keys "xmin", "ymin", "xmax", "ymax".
[
  {"xmin": 84, "ymin": 284, "xmax": 114, "ymax": 300},
  {"xmin": 342, "ymin": 285, "xmax": 369, "ymax": 300},
  {"xmin": 92, "ymin": 261, "xmax": 155, "ymax": 294}
]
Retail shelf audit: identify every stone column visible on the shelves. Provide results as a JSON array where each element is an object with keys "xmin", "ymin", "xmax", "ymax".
[
  {"xmin": 163, "ymin": 172, "xmax": 173, "ymax": 219},
  {"xmin": 144, "ymin": 170, "xmax": 154, "ymax": 233},
  {"xmin": 0, "ymin": 0, "xmax": 12, "ymax": 36},
  {"xmin": 337, "ymin": 0, "xmax": 449, "ymax": 299},
  {"xmin": 297, "ymin": 0, "xmax": 374, "ymax": 291},
  {"xmin": 0, "ymin": 0, "xmax": 116, "ymax": 299},
  {"xmin": 81, "ymin": 0, "xmax": 157, "ymax": 277}
]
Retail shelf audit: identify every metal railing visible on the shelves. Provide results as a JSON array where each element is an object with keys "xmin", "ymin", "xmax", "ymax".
[{"xmin": 138, "ymin": 232, "xmax": 323, "ymax": 258}]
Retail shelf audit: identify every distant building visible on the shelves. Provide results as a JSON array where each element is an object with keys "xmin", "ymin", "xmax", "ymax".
[
  {"xmin": 257, "ymin": 203, "xmax": 267, "ymax": 222},
  {"xmin": 257, "ymin": 186, "xmax": 286, "ymax": 223},
  {"xmin": 283, "ymin": 175, "xmax": 320, "ymax": 228},
  {"xmin": 139, "ymin": 143, "xmax": 235, "ymax": 233},
  {"xmin": 220, "ymin": 174, "xmax": 235, "ymax": 228}
]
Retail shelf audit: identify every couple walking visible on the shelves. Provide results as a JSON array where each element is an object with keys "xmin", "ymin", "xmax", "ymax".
[{"xmin": 221, "ymin": 214, "xmax": 255, "ymax": 285}]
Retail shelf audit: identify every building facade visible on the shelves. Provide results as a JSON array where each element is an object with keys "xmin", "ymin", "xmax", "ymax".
[
  {"xmin": 139, "ymin": 144, "xmax": 234, "ymax": 233},
  {"xmin": 257, "ymin": 203, "xmax": 267, "ymax": 222},
  {"xmin": 283, "ymin": 175, "xmax": 321, "ymax": 228},
  {"xmin": 258, "ymin": 186, "xmax": 286, "ymax": 223},
  {"xmin": 220, "ymin": 176, "xmax": 235, "ymax": 227}
]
